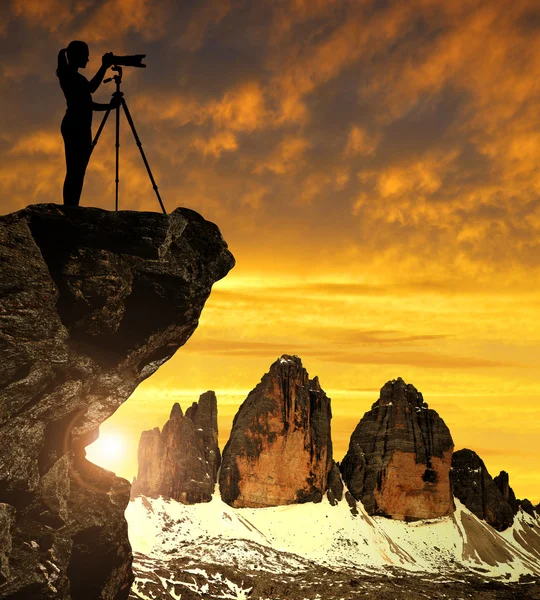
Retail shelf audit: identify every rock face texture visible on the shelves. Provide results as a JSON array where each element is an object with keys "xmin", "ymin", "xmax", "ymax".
[
  {"xmin": 0, "ymin": 204, "xmax": 233, "ymax": 599},
  {"xmin": 493, "ymin": 470, "xmax": 519, "ymax": 515},
  {"xmin": 518, "ymin": 499, "xmax": 536, "ymax": 518},
  {"xmin": 131, "ymin": 391, "xmax": 220, "ymax": 503},
  {"xmin": 450, "ymin": 449, "xmax": 514, "ymax": 531},
  {"xmin": 219, "ymin": 355, "xmax": 333, "ymax": 508},
  {"xmin": 326, "ymin": 461, "xmax": 344, "ymax": 506},
  {"xmin": 340, "ymin": 378, "xmax": 454, "ymax": 520}
]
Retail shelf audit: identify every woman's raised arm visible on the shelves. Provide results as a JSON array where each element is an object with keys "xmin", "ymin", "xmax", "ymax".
[{"xmin": 89, "ymin": 52, "xmax": 114, "ymax": 93}]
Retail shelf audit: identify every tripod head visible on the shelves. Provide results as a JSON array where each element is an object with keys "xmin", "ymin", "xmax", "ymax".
[{"xmin": 104, "ymin": 65, "xmax": 123, "ymax": 86}]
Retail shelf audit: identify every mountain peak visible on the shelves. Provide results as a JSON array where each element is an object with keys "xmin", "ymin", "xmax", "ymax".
[
  {"xmin": 170, "ymin": 402, "xmax": 183, "ymax": 420},
  {"xmin": 377, "ymin": 377, "xmax": 425, "ymax": 409},
  {"xmin": 219, "ymin": 355, "xmax": 334, "ymax": 507},
  {"xmin": 341, "ymin": 379, "xmax": 454, "ymax": 520}
]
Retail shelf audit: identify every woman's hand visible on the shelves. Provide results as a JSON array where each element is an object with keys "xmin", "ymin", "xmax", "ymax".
[
  {"xmin": 110, "ymin": 96, "xmax": 121, "ymax": 109},
  {"xmin": 102, "ymin": 52, "xmax": 114, "ymax": 68}
]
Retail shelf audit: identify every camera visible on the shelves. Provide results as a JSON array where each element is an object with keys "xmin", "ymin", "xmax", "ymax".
[{"xmin": 111, "ymin": 54, "xmax": 146, "ymax": 68}]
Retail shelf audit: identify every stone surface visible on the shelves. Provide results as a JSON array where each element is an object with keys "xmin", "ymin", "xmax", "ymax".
[
  {"xmin": 493, "ymin": 470, "xmax": 519, "ymax": 515},
  {"xmin": 450, "ymin": 449, "xmax": 515, "ymax": 531},
  {"xmin": 0, "ymin": 204, "xmax": 234, "ymax": 599},
  {"xmin": 340, "ymin": 378, "xmax": 454, "ymax": 520},
  {"xmin": 219, "ymin": 355, "xmax": 334, "ymax": 508},
  {"xmin": 131, "ymin": 391, "xmax": 221, "ymax": 503},
  {"xmin": 519, "ymin": 499, "xmax": 536, "ymax": 518},
  {"xmin": 326, "ymin": 462, "xmax": 344, "ymax": 506}
]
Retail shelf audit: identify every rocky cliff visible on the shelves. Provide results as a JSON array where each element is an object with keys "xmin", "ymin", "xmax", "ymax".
[
  {"xmin": 131, "ymin": 391, "xmax": 220, "ymax": 503},
  {"xmin": 0, "ymin": 204, "xmax": 234, "ymax": 599},
  {"xmin": 340, "ymin": 378, "xmax": 454, "ymax": 520},
  {"xmin": 493, "ymin": 470, "xmax": 519, "ymax": 515},
  {"xmin": 450, "ymin": 449, "xmax": 514, "ymax": 531},
  {"xmin": 219, "ymin": 355, "xmax": 333, "ymax": 507}
]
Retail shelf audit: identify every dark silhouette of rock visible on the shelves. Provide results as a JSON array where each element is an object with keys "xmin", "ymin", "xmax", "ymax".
[
  {"xmin": 518, "ymin": 498, "xmax": 536, "ymax": 518},
  {"xmin": 219, "ymin": 355, "xmax": 334, "ymax": 507},
  {"xmin": 340, "ymin": 378, "xmax": 454, "ymax": 520},
  {"xmin": 131, "ymin": 392, "xmax": 221, "ymax": 503},
  {"xmin": 450, "ymin": 449, "xmax": 514, "ymax": 531},
  {"xmin": 493, "ymin": 470, "xmax": 519, "ymax": 514},
  {"xmin": 327, "ymin": 461, "xmax": 344, "ymax": 506},
  {"xmin": 0, "ymin": 204, "xmax": 234, "ymax": 599}
]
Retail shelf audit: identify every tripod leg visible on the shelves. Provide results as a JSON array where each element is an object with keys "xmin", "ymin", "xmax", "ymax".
[
  {"xmin": 115, "ymin": 104, "xmax": 120, "ymax": 212},
  {"xmin": 120, "ymin": 98, "xmax": 167, "ymax": 215},
  {"xmin": 90, "ymin": 108, "xmax": 112, "ymax": 157}
]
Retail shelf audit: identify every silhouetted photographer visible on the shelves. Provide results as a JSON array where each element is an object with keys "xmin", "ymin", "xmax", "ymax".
[
  {"xmin": 57, "ymin": 41, "xmax": 118, "ymax": 207},
  {"xmin": 57, "ymin": 42, "xmax": 165, "ymax": 212}
]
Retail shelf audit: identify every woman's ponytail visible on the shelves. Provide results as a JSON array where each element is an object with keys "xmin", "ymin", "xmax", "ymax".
[{"xmin": 56, "ymin": 48, "xmax": 68, "ymax": 78}]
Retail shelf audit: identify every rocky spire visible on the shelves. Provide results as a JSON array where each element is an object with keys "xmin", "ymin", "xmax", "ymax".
[
  {"xmin": 219, "ymin": 355, "xmax": 334, "ymax": 507},
  {"xmin": 450, "ymin": 449, "xmax": 514, "ymax": 531},
  {"xmin": 132, "ymin": 392, "xmax": 221, "ymax": 504},
  {"xmin": 493, "ymin": 470, "xmax": 519, "ymax": 514},
  {"xmin": 340, "ymin": 378, "xmax": 455, "ymax": 520}
]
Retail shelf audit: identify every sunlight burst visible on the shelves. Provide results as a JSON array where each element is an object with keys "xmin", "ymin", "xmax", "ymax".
[{"xmin": 87, "ymin": 432, "xmax": 126, "ymax": 469}]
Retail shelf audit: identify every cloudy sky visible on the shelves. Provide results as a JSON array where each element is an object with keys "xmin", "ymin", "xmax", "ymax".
[{"xmin": 1, "ymin": 0, "xmax": 539, "ymax": 502}]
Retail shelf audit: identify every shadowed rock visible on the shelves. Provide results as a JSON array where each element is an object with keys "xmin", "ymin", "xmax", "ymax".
[
  {"xmin": 219, "ymin": 355, "xmax": 334, "ymax": 508},
  {"xmin": 131, "ymin": 392, "xmax": 221, "ymax": 503},
  {"xmin": 494, "ymin": 470, "xmax": 519, "ymax": 515},
  {"xmin": 326, "ymin": 461, "xmax": 344, "ymax": 506},
  {"xmin": 518, "ymin": 499, "xmax": 536, "ymax": 518},
  {"xmin": 451, "ymin": 449, "xmax": 514, "ymax": 531},
  {"xmin": 0, "ymin": 204, "xmax": 234, "ymax": 599},
  {"xmin": 340, "ymin": 378, "xmax": 454, "ymax": 520}
]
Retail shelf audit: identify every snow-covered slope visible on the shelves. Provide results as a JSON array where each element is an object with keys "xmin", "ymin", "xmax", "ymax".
[{"xmin": 126, "ymin": 491, "xmax": 540, "ymax": 593}]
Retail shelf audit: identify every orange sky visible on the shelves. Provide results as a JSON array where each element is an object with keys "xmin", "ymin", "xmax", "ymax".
[{"xmin": 1, "ymin": 0, "xmax": 539, "ymax": 503}]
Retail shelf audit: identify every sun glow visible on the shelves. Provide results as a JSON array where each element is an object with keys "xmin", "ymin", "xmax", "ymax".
[{"xmin": 86, "ymin": 432, "xmax": 127, "ymax": 471}]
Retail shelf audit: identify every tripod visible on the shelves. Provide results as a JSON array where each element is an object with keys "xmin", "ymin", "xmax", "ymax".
[{"xmin": 90, "ymin": 66, "xmax": 166, "ymax": 214}]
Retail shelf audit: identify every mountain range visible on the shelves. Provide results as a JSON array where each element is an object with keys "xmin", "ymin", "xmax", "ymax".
[{"xmin": 128, "ymin": 355, "xmax": 540, "ymax": 600}]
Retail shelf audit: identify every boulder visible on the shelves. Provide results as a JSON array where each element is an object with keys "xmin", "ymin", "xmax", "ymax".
[{"xmin": 340, "ymin": 378, "xmax": 454, "ymax": 520}]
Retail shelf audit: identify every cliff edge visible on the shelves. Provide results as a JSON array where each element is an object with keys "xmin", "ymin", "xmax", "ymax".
[{"xmin": 0, "ymin": 204, "xmax": 234, "ymax": 599}]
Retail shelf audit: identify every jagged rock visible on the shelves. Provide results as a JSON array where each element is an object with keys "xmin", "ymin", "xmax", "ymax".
[
  {"xmin": 494, "ymin": 470, "xmax": 519, "ymax": 514},
  {"xmin": 340, "ymin": 378, "xmax": 454, "ymax": 520},
  {"xmin": 327, "ymin": 462, "xmax": 344, "ymax": 506},
  {"xmin": 450, "ymin": 449, "xmax": 514, "ymax": 531},
  {"xmin": 518, "ymin": 499, "xmax": 536, "ymax": 518},
  {"xmin": 219, "ymin": 355, "xmax": 333, "ymax": 507},
  {"xmin": 0, "ymin": 204, "xmax": 233, "ymax": 599},
  {"xmin": 185, "ymin": 391, "xmax": 221, "ymax": 482},
  {"xmin": 131, "ymin": 392, "xmax": 221, "ymax": 503}
]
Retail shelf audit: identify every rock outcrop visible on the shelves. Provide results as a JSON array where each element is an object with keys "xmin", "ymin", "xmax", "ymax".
[
  {"xmin": 219, "ymin": 355, "xmax": 333, "ymax": 507},
  {"xmin": 518, "ymin": 499, "xmax": 536, "ymax": 518},
  {"xmin": 326, "ymin": 461, "xmax": 344, "ymax": 506},
  {"xmin": 0, "ymin": 204, "xmax": 234, "ymax": 599},
  {"xmin": 131, "ymin": 391, "xmax": 220, "ymax": 503},
  {"xmin": 450, "ymin": 449, "xmax": 514, "ymax": 531},
  {"xmin": 493, "ymin": 470, "xmax": 519, "ymax": 514},
  {"xmin": 340, "ymin": 378, "xmax": 454, "ymax": 520}
]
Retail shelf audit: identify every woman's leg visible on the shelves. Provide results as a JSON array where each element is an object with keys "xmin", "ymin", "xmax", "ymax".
[{"xmin": 62, "ymin": 126, "xmax": 92, "ymax": 207}]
